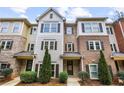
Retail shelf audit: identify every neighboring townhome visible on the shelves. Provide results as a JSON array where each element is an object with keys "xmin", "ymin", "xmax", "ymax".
[
  {"xmin": 76, "ymin": 17, "xmax": 117, "ymax": 79},
  {"xmin": 111, "ymin": 18, "xmax": 124, "ymax": 72},
  {"xmin": 0, "ymin": 18, "xmax": 32, "ymax": 77},
  {"xmin": 33, "ymin": 8, "xmax": 65, "ymax": 77}
]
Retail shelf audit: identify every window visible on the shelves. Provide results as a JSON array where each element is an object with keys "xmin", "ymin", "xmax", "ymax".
[
  {"xmin": 27, "ymin": 43, "xmax": 34, "ymax": 51},
  {"xmin": 67, "ymin": 43, "xmax": 73, "ymax": 52},
  {"xmin": 106, "ymin": 27, "xmax": 113, "ymax": 35},
  {"xmin": 88, "ymin": 41, "xmax": 102, "ymax": 50},
  {"xmin": 51, "ymin": 64, "xmax": 56, "ymax": 77},
  {"xmin": 50, "ymin": 14, "xmax": 53, "ymax": 19},
  {"xmin": 110, "ymin": 43, "xmax": 117, "ymax": 52},
  {"xmin": 83, "ymin": 23, "xmax": 102, "ymax": 33},
  {"xmin": 41, "ymin": 41, "xmax": 57, "ymax": 50},
  {"xmin": 66, "ymin": 27, "xmax": 73, "ymax": 35},
  {"xmin": 30, "ymin": 27, "xmax": 37, "ymax": 35},
  {"xmin": 43, "ymin": 23, "xmax": 58, "ymax": 33},
  {"xmin": 89, "ymin": 64, "xmax": 98, "ymax": 79},
  {"xmin": 0, "ymin": 40, "xmax": 13, "ymax": 50},
  {"xmin": 13, "ymin": 23, "xmax": 20, "ymax": 33},
  {"xmin": 0, "ymin": 63, "xmax": 10, "ymax": 70},
  {"xmin": 1, "ymin": 22, "xmax": 9, "ymax": 33}
]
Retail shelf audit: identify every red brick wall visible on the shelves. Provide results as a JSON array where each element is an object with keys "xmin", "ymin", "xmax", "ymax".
[{"xmin": 113, "ymin": 20, "xmax": 124, "ymax": 52}]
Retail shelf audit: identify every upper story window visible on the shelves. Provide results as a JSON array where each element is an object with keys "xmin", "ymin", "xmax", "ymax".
[
  {"xmin": 50, "ymin": 14, "xmax": 53, "ymax": 19},
  {"xmin": 110, "ymin": 43, "xmax": 117, "ymax": 52},
  {"xmin": 66, "ymin": 27, "xmax": 73, "ymax": 35},
  {"xmin": 30, "ymin": 27, "xmax": 37, "ymax": 35},
  {"xmin": 41, "ymin": 22, "xmax": 60, "ymax": 33},
  {"xmin": 87, "ymin": 40, "xmax": 103, "ymax": 50},
  {"xmin": 106, "ymin": 27, "xmax": 113, "ymax": 35},
  {"xmin": 0, "ymin": 22, "xmax": 9, "ymax": 33},
  {"xmin": 82, "ymin": 22, "xmax": 103, "ymax": 33},
  {"xmin": 13, "ymin": 23, "xmax": 20, "ymax": 33},
  {"xmin": 27, "ymin": 43, "xmax": 34, "ymax": 51},
  {"xmin": 65, "ymin": 42, "xmax": 74, "ymax": 52},
  {"xmin": 0, "ymin": 40, "xmax": 13, "ymax": 50},
  {"xmin": 41, "ymin": 40, "xmax": 57, "ymax": 50}
]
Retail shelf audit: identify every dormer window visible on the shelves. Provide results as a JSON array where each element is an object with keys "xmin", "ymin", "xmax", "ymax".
[{"xmin": 50, "ymin": 14, "xmax": 53, "ymax": 19}]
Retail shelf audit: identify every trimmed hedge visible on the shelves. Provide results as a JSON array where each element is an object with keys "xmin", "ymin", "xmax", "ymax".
[
  {"xmin": 59, "ymin": 72, "xmax": 68, "ymax": 83},
  {"xmin": 118, "ymin": 72, "xmax": 124, "ymax": 80},
  {"xmin": 78, "ymin": 71, "xmax": 89, "ymax": 83},
  {"xmin": 1, "ymin": 68, "xmax": 13, "ymax": 77},
  {"xmin": 20, "ymin": 71, "xmax": 37, "ymax": 83}
]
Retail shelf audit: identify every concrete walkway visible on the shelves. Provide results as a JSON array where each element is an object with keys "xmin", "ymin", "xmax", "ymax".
[
  {"xmin": 1, "ymin": 77, "xmax": 20, "ymax": 86},
  {"xmin": 67, "ymin": 77, "xmax": 80, "ymax": 86}
]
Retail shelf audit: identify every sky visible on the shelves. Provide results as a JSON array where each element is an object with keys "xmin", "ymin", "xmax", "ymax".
[{"xmin": 0, "ymin": 7, "xmax": 124, "ymax": 23}]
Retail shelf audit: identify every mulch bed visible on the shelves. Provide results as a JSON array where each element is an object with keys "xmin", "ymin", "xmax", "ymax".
[
  {"xmin": 16, "ymin": 78, "xmax": 66, "ymax": 86},
  {"xmin": 78, "ymin": 79, "xmax": 120, "ymax": 86}
]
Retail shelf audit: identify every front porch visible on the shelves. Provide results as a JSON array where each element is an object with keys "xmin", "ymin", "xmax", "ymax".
[
  {"xmin": 61, "ymin": 52, "xmax": 82, "ymax": 77},
  {"xmin": 13, "ymin": 51, "xmax": 35, "ymax": 75},
  {"xmin": 111, "ymin": 52, "xmax": 124, "ymax": 72}
]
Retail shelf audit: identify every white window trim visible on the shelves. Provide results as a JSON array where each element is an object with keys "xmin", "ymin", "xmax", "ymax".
[
  {"xmin": 67, "ymin": 42, "xmax": 73, "ymax": 52},
  {"xmin": 0, "ymin": 40, "xmax": 13, "ymax": 50},
  {"xmin": 66, "ymin": 27, "xmax": 73, "ymax": 35},
  {"xmin": 43, "ymin": 23, "xmax": 58, "ymax": 33},
  {"xmin": 0, "ymin": 22, "xmax": 9, "ymax": 33},
  {"xmin": 88, "ymin": 40, "xmax": 102, "ymax": 50},
  {"xmin": 43, "ymin": 40, "xmax": 56, "ymax": 50},
  {"xmin": 12, "ymin": 22, "xmax": 21, "ymax": 33},
  {"xmin": 89, "ymin": 64, "xmax": 98, "ymax": 80},
  {"xmin": 84, "ymin": 22, "xmax": 101, "ymax": 33}
]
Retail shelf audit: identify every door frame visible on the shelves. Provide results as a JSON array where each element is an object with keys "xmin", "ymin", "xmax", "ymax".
[{"xmin": 67, "ymin": 60, "xmax": 73, "ymax": 75}]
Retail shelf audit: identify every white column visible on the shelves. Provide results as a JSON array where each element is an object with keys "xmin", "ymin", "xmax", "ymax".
[
  {"xmin": 32, "ymin": 56, "xmax": 36, "ymax": 71},
  {"xmin": 81, "ymin": 56, "xmax": 84, "ymax": 71},
  {"xmin": 59, "ymin": 59, "xmax": 63, "ymax": 73}
]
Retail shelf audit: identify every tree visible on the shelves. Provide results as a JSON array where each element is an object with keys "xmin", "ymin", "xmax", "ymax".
[
  {"xmin": 98, "ymin": 50, "xmax": 112, "ymax": 85},
  {"xmin": 39, "ymin": 48, "xmax": 52, "ymax": 83}
]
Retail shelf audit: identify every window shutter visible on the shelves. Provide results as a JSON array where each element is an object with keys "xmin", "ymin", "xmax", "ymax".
[
  {"xmin": 41, "ymin": 41, "xmax": 44, "ymax": 50},
  {"xmin": 108, "ymin": 65, "xmax": 113, "ymax": 78},
  {"xmin": 56, "ymin": 64, "xmax": 59, "ymax": 78},
  {"xmin": 10, "ymin": 41, "xmax": 13, "ymax": 49},
  {"xmin": 101, "ymin": 41, "xmax": 104, "ymax": 50},
  {"xmin": 58, "ymin": 23, "xmax": 60, "ymax": 33},
  {"xmin": 82, "ymin": 23, "xmax": 85, "ymax": 32},
  {"xmin": 30, "ymin": 28, "xmax": 33, "ymax": 34},
  {"xmin": 65, "ymin": 44, "xmax": 67, "ymax": 52},
  {"xmin": 86, "ymin": 65, "xmax": 89, "ymax": 74},
  {"xmin": 73, "ymin": 43, "xmax": 74, "ymax": 52},
  {"xmin": 113, "ymin": 44, "xmax": 117, "ymax": 52},
  {"xmin": 86, "ymin": 41, "xmax": 89, "ymax": 50},
  {"xmin": 55, "ymin": 41, "xmax": 57, "ymax": 50},
  {"xmin": 110, "ymin": 27, "xmax": 113, "ymax": 34},
  {"xmin": 99, "ymin": 23, "xmax": 103, "ymax": 32},
  {"xmin": 27, "ymin": 43, "xmax": 30, "ymax": 51},
  {"xmin": 41, "ymin": 24, "xmax": 44, "ymax": 33},
  {"xmin": 7, "ymin": 64, "xmax": 10, "ymax": 68}
]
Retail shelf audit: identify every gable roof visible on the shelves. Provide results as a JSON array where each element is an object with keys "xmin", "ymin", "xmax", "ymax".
[{"xmin": 36, "ymin": 8, "xmax": 65, "ymax": 21}]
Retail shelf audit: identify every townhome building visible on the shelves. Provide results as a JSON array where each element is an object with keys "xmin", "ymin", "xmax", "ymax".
[
  {"xmin": 0, "ymin": 8, "xmax": 121, "ymax": 79},
  {"xmin": 110, "ymin": 18, "xmax": 124, "ymax": 72}
]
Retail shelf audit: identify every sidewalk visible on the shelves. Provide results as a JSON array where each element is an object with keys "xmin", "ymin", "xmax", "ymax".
[
  {"xmin": 67, "ymin": 77, "xmax": 80, "ymax": 86},
  {"xmin": 1, "ymin": 77, "xmax": 20, "ymax": 86}
]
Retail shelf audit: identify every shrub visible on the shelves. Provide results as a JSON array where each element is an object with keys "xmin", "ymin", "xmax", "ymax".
[
  {"xmin": 118, "ymin": 72, "xmax": 124, "ymax": 80},
  {"xmin": 1, "ymin": 68, "xmax": 13, "ymax": 77},
  {"xmin": 59, "ymin": 72, "xmax": 68, "ymax": 83},
  {"xmin": 98, "ymin": 50, "xmax": 112, "ymax": 85},
  {"xmin": 39, "ymin": 48, "xmax": 52, "ymax": 83},
  {"xmin": 20, "ymin": 71, "xmax": 37, "ymax": 83},
  {"xmin": 78, "ymin": 71, "xmax": 89, "ymax": 83}
]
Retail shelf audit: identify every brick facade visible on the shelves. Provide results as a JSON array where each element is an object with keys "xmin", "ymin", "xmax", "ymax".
[{"xmin": 77, "ymin": 36, "xmax": 117, "ymax": 74}]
